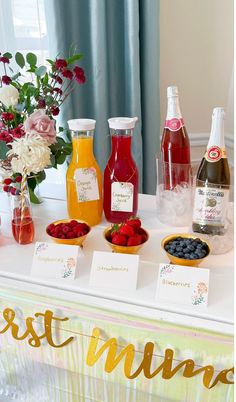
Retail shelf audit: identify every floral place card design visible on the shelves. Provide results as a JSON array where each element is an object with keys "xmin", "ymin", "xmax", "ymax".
[
  {"xmin": 31, "ymin": 242, "xmax": 81, "ymax": 280},
  {"xmin": 75, "ymin": 167, "xmax": 99, "ymax": 202},
  {"xmin": 90, "ymin": 251, "xmax": 139, "ymax": 291},
  {"xmin": 156, "ymin": 263, "xmax": 210, "ymax": 307},
  {"xmin": 111, "ymin": 182, "xmax": 134, "ymax": 212}
]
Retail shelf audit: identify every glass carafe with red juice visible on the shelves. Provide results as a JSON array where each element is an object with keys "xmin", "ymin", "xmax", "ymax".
[
  {"xmin": 161, "ymin": 86, "xmax": 191, "ymax": 189},
  {"xmin": 104, "ymin": 117, "xmax": 139, "ymax": 223}
]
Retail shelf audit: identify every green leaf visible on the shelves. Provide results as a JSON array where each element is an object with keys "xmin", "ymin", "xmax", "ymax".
[
  {"xmin": 35, "ymin": 66, "xmax": 47, "ymax": 76},
  {"xmin": 46, "ymin": 59, "xmax": 54, "ymax": 65},
  {"xmin": 26, "ymin": 52, "xmax": 37, "ymax": 66},
  {"xmin": 56, "ymin": 153, "xmax": 66, "ymax": 164},
  {"xmin": 28, "ymin": 187, "xmax": 41, "ymax": 204},
  {"xmin": 3, "ymin": 52, "xmax": 12, "ymax": 59},
  {"xmin": 43, "ymin": 72, "xmax": 48, "ymax": 85},
  {"xmin": 35, "ymin": 170, "xmax": 46, "ymax": 184},
  {"xmin": 0, "ymin": 140, "xmax": 9, "ymax": 159},
  {"xmin": 15, "ymin": 52, "xmax": 25, "ymax": 68},
  {"xmin": 50, "ymin": 154, "xmax": 56, "ymax": 168},
  {"xmin": 27, "ymin": 176, "xmax": 37, "ymax": 191},
  {"xmin": 67, "ymin": 54, "xmax": 82, "ymax": 64}
]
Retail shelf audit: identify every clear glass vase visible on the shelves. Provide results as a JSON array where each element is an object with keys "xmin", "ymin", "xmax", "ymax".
[{"xmin": 11, "ymin": 190, "xmax": 35, "ymax": 244}]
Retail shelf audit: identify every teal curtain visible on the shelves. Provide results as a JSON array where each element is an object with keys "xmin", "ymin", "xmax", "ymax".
[{"xmin": 45, "ymin": 0, "xmax": 160, "ymax": 194}]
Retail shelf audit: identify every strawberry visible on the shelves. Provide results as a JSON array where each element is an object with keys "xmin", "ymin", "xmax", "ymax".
[
  {"xmin": 126, "ymin": 217, "xmax": 141, "ymax": 231},
  {"xmin": 111, "ymin": 234, "xmax": 127, "ymax": 246},
  {"xmin": 119, "ymin": 224, "xmax": 135, "ymax": 237},
  {"xmin": 127, "ymin": 234, "xmax": 142, "ymax": 246}
]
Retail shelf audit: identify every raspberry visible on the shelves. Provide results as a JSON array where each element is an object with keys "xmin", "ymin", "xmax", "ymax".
[
  {"xmin": 3, "ymin": 178, "xmax": 12, "ymax": 185},
  {"xmin": 10, "ymin": 187, "xmax": 17, "ymax": 195},
  {"xmin": 66, "ymin": 231, "xmax": 75, "ymax": 239},
  {"xmin": 3, "ymin": 185, "xmax": 9, "ymax": 192},
  {"xmin": 15, "ymin": 175, "xmax": 22, "ymax": 183},
  {"xmin": 69, "ymin": 220, "xmax": 78, "ymax": 228}
]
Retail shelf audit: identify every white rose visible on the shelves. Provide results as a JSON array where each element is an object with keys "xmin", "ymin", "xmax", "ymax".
[{"xmin": 0, "ymin": 85, "xmax": 19, "ymax": 108}]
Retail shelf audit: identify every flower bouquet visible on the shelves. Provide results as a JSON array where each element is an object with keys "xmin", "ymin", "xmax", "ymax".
[{"xmin": 0, "ymin": 51, "xmax": 86, "ymax": 203}]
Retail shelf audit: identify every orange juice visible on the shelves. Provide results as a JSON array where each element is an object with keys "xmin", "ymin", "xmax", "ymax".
[{"xmin": 66, "ymin": 119, "xmax": 103, "ymax": 226}]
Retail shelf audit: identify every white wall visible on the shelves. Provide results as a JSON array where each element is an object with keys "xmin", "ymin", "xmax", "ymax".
[{"xmin": 160, "ymin": 0, "xmax": 234, "ymax": 161}]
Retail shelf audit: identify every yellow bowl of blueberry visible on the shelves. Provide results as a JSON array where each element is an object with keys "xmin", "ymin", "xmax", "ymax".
[{"xmin": 161, "ymin": 233, "xmax": 211, "ymax": 267}]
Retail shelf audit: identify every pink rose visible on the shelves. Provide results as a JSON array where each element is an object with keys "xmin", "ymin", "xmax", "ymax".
[{"xmin": 24, "ymin": 109, "xmax": 56, "ymax": 145}]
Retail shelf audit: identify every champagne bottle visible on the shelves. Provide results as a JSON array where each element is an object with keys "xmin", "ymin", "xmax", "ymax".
[
  {"xmin": 192, "ymin": 107, "xmax": 230, "ymax": 235},
  {"xmin": 161, "ymin": 86, "xmax": 191, "ymax": 189}
]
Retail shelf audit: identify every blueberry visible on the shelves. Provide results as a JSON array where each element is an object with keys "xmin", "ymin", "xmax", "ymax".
[
  {"xmin": 172, "ymin": 241, "xmax": 178, "ymax": 247},
  {"xmin": 168, "ymin": 241, "xmax": 173, "ymax": 245},
  {"xmin": 165, "ymin": 245, "xmax": 170, "ymax": 251},
  {"xmin": 183, "ymin": 248, "xmax": 188, "ymax": 253},
  {"xmin": 188, "ymin": 245, "xmax": 195, "ymax": 252},
  {"xmin": 202, "ymin": 242, "xmax": 208, "ymax": 249},
  {"xmin": 169, "ymin": 249, "xmax": 175, "ymax": 255},
  {"xmin": 198, "ymin": 252, "xmax": 205, "ymax": 258},
  {"xmin": 191, "ymin": 241, "xmax": 198, "ymax": 248},
  {"xmin": 179, "ymin": 241, "xmax": 185, "ymax": 247},
  {"xmin": 184, "ymin": 253, "xmax": 191, "ymax": 259},
  {"xmin": 197, "ymin": 244, "xmax": 203, "ymax": 249},
  {"xmin": 195, "ymin": 249, "xmax": 202, "ymax": 256},
  {"xmin": 177, "ymin": 252, "xmax": 184, "ymax": 257},
  {"xmin": 185, "ymin": 240, "xmax": 191, "ymax": 246},
  {"xmin": 176, "ymin": 246, "xmax": 182, "ymax": 252}
]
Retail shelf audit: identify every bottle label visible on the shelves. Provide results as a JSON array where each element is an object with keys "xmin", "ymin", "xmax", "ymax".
[
  {"xmin": 193, "ymin": 186, "xmax": 229, "ymax": 226},
  {"xmin": 74, "ymin": 168, "xmax": 99, "ymax": 202},
  {"xmin": 165, "ymin": 118, "xmax": 184, "ymax": 132},
  {"xmin": 111, "ymin": 182, "xmax": 134, "ymax": 212},
  {"xmin": 205, "ymin": 146, "xmax": 226, "ymax": 162}
]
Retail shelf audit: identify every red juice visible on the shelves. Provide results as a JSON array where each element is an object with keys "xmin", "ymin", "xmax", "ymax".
[
  {"xmin": 104, "ymin": 132, "xmax": 138, "ymax": 223},
  {"xmin": 11, "ymin": 207, "xmax": 35, "ymax": 244}
]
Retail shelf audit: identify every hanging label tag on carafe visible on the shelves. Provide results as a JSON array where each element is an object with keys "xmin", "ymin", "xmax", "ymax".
[
  {"xmin": 74, "ymin": 168, "xmax": 99, "ymax": 202},
  {"xmin": 111, "ymin": 182, "xmax": 134, "ymax": 212}
]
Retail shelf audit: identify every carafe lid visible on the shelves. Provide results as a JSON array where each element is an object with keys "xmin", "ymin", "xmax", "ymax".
[
  {"xmin": 67, "ymin": 119, "xmax": 96, "ymax": 131},
  {"xmin": 108, "ymin": 117, "xmax": 138, "ymax": 129}
]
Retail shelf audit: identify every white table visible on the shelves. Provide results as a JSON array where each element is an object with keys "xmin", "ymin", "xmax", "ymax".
[{"xmin": 0, "ymin": 188, "xmax": 234, "ymax": 402}]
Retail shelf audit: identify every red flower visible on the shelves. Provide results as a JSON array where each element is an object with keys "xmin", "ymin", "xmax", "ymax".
[
  {"xmin": 0, "ymin": 130, "xmax": 12, "ymax": 143},
  {"xmin": 0, "ymin": 57, "xmax": 10, "ymax": 64},
  {"xmin": 54, "ymin": 59, "xmax": 67, "ymax": 70},
  {"xmin": 62, "ymin": 69, "xmax": 73, "ymax": 80},
  {"xmin": 73, "ymin": 66, "xmax": 86, "ymax": 84},
  {"xmin": 51, "ymin": 106, "xmax": 60, "ymax": 116},
  {"xmin": 2, "ymin": 112, "xmax": 14, "ymax": 121},
  {"xmin": 11, "ymin": 125, "xmax": 25, "ymax": 139},
  {"xmin": 2, "ymin": 75, "xmax": 11, "ymax": 85},
  {"xmin": 52, "ymin": 87, "xmax": 62, "ymax": 95},
  {"xmin": 38, "ymin": 99, "xmax": 46, "ymax": 108}
]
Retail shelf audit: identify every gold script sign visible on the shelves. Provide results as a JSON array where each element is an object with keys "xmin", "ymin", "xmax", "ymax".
[
  {"xmin": 0, "ymin": 308, "xmax": 234, "ymax": 389},
  {"xmin": 87, "ymin": 328, "xmax": 234, "ymax": 389}
]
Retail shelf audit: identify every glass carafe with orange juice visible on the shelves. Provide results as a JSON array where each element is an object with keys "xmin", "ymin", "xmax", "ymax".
[{"xmin": 66, "ymin": 119, "xmax": 103, "ymax": 226}]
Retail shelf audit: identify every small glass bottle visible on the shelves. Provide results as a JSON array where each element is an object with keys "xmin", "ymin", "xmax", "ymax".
[
  {"xmin": 103, "ymin": 117, "xmax": 139, "ymax": 223},
  {"xmin": 11, "ymin": 191, "xmax": 35, "ymax": 244},
  {"xmin": 66, "ymin": 119, "xmax": 103, "ymax": 226}
]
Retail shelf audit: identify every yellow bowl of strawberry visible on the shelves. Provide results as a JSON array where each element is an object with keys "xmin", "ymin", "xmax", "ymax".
[
  {"xmin": 104, "ymin": 217, "xmax": 149, "ymax": 254},
  {"xmin": 46, "ymin": 219, "xmax": 91, "ymax": 246}
]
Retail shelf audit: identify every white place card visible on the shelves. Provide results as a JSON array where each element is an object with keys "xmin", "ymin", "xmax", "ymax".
[
  {"xmin": 90, "ymin": 251, "xmax": 139, "ymax": 291},
  {"xmin": 156, "ymin": 263, "xmax": 210, "ymax": 307},
  {"xmin": 31, "ymin": 242, "xmax": 81, "ymax": 280}
]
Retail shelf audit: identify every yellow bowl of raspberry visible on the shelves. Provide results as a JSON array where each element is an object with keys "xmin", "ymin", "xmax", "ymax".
[
  {"xmin": 46, "ymin": 219, "xmax": 91, "ymax": 246},
  {"xmin": 103, "ymin": 217, "xmax": 149, "ymax": 254}
]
